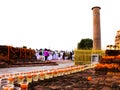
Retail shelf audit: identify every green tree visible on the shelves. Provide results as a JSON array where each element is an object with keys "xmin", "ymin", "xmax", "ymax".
[
  {"xmin": 23, "ymin": 46, "xmax": 27, "ymax": 48},
  {"xmin": 77, "ymin": 38, "xmax": 93, "ymax": 50}
]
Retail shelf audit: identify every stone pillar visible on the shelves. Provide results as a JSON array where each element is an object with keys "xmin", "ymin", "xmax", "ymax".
[{"xmin": 92, "ymin": 6, "xmax": 101, "ymax": 50}]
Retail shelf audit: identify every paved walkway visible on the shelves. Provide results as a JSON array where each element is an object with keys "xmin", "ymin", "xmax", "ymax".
[{"xmin": 0, "ymin": 60, "xmax": 74, "ymax": 75}]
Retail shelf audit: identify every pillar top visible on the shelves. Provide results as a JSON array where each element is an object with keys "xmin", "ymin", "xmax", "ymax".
[{"xmin": 92, "ymin": 6, "xmax": 101, "ymax": 10}]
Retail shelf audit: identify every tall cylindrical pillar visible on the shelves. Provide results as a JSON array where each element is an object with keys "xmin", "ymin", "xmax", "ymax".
[{"xmin": 92, "ymin": 6, "xmax": 101, "ymax": 50}]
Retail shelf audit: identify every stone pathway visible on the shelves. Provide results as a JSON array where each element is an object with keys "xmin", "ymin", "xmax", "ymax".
[{"xmin": 0, "ymin": 60, "xmax": 74, "ymax": 75}]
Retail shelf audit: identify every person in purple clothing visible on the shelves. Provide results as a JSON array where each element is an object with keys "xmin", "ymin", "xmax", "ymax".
[{"xmin": 43, "ymin": 48, "xmax": 49, "ymax": 61}]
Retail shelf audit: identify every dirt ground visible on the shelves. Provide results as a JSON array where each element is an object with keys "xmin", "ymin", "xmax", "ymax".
[
  {"xmin": 28, "ymin": 68, "xmax": 120, "ymax": 90},
  {"xmin": 0, "ymin": 60, "xmax": 73, "ymax": 68},
  {"xmin": 0, "ymin": 60, "xmax": 58, "ymax": 68}
]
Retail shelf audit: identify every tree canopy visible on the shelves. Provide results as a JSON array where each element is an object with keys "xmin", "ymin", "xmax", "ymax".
[{"xmin": 77, "ymin": 38, "xmax": 93, "ymax": 50}]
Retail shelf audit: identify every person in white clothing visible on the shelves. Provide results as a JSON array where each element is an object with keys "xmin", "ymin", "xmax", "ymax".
[
  {"xmin": 47, "ymin": 51, "xmax": 53, "ymax": 60},
  {"xmin": 35, "ymin": 49, "xmax": 41, "ymax": 60},
  {"xmin": 60, "ymin": 51, "xmax": 63, "ymax": 60}
]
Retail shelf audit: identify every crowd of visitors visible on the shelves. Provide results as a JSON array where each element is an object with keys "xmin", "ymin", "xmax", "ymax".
[{"xmin": 35, "ymin": 48, "xmax": 74, "ymax": 61}]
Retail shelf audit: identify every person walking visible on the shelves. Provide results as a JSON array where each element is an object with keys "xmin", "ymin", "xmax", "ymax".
[
  {"xmin": 62, "ymin": 51, "xmax": 66, "ymax": 60},
  {"xmin": 69, "ymin": 51, "xmax": 73, "ymax": 60},
  {"xmin": 43, "ymin": 49, "xmax": 49, "ymax": 61}
]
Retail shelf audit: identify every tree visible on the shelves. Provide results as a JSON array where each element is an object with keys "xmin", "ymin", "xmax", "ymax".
[
  {"xmin": 23, "ymin": 46, "xmax": 27, "ymax": 48},
  {"xmin": 77, "ymin": 38, "xmax": 93, "ymax": 50}
]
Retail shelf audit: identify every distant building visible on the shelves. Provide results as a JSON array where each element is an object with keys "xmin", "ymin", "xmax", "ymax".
[
  {"xmin": 105, "ymin": 30, "xmax": 120, "ymax": 50},
  {"xmin": 115, "ymin": 30, "xmax": 120, "ymax": 46}
]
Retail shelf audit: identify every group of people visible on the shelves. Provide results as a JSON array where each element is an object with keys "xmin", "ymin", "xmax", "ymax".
[{"xmin": 35, "ymin": 48, "xmax": 74, "ymax": 61}]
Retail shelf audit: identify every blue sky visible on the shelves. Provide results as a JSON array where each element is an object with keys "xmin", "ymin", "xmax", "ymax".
[{"xmin": 0, "ymin": 0, "xmax": 119, "ymax": 50}]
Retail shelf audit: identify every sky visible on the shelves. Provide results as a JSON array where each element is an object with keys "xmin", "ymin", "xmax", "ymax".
[{"xmin": 0, "ymin": 0, "xmax": 120, "ymax": 51}]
